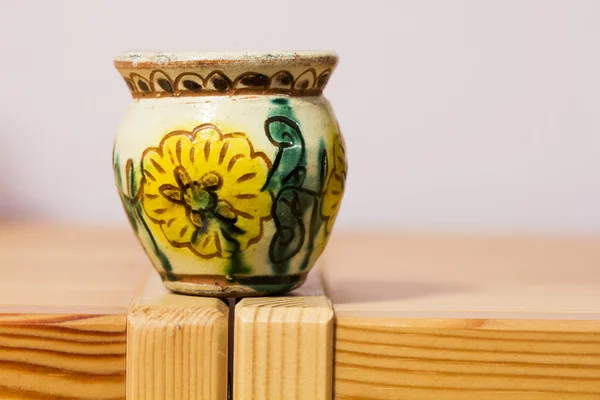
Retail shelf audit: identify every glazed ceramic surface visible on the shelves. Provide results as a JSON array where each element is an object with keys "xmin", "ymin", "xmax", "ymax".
[{"xmin": 113, "ymin": 51, "xmax": 346, "ymax": 296}]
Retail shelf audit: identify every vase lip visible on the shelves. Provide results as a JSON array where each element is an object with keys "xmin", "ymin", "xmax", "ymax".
[
  {"xmin": 114, "ymin": 50, "xmax": 338, "ymax": 68},
  {"xmin": 114, "ymin": 50, "xmax": 338, "ymax": 98}
]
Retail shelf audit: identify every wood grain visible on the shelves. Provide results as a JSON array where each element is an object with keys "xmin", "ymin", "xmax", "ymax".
[
  {"xmin": 334, "ymin": 317, "xmax": 600, "ymax": 399},
  {"xmin": 322, "ymin": 233, "xmax": 600, "ymax": 399},
  {"xmin": 0, "ymin": 314, "xmax": 127, "ymax": 400},
  {"xmin": 233, "ymin": 269, "xmax": 333, "ymax": 400},
  {"xmin": 0, "ymin": 223, "xmax": 151, "ymax": 400},
  {"xmin": 127, "ymin": 273, "xmax": 229, "ymax": 400}
]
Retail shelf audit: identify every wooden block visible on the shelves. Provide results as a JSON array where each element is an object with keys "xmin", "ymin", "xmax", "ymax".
[
  {"xmin": 127, "ymin": 272, "xmax": 229, "ymax": 400},
  {"xmin": 0, "ymin": 223, "xmax": 150, "ymax": 400},
  {"xmin": 233, "ymin": 269, "xmax": 333, "ymax": 400},
  {"xmin": 335, "ymin": 318, "xmax": 600, "ymax": 400},
  {"xmin": 323, "ymin": 233, "xmax": 600, "ymax": 399},
  {"xmin": 0, "ymin": 314, "xmax": 127, "ymax": 400}
]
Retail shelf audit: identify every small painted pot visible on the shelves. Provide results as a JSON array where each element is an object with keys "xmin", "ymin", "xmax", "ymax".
[{"xmin": 113, "ymin": 51, "xmax": 347, "ymax": 297}]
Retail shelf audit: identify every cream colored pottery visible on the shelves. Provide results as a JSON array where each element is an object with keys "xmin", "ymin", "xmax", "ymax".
[{"xmin": 113, "ymin": 51, "xmax": 346, "ymax": 297}]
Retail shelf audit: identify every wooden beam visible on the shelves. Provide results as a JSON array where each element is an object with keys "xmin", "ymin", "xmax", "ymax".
[
  {"xmin": 0, "ymin": 314, "xmax": 127, "ymax": 400},
  {"xmin": 335, "ymin": 317, "xmax": 600, "ymax": 400},
  {"xmin": 127, "ymin": 272, "xmax": 229, "ymax": 400},
  {"xmin": 233, "ymin": 269, "xmax": 333, "ymax": 400},
  {"xmin": 0, "ymin": 224, "xmax": 150, "ymax": 400},
  {"xmin": 323, "ymin": 233, "xmax": 600, "ymax": 399}
]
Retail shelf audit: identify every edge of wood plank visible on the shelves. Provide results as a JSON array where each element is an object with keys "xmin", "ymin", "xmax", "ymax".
[
  {"xmin": 0, "ymin": 313, "xmax": 127, "ymax": 400},
  {"xmin": 334, "ymin": 316, "xmax": 600, "ymax": 399}
]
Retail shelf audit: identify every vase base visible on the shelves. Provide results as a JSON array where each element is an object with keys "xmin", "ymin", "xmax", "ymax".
[{"xmin": 159, "ymin": 271, "xmax": 309, "ymax": 297}]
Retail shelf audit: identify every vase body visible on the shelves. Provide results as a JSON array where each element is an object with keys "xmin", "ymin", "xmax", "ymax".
[{"xmin": 113, "ymin": 51, "xmax": 346, "ymax": 297}]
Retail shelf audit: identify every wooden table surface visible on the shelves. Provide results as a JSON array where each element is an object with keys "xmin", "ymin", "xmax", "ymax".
[
  {"xmin": 0, "ymin": 223, "xmax": 149, "ymax": 314},
  {"xmin": 3, "ymin": 224, "xmax": 600, "ymax": 399},
  {"xmin": 322, "ymin": 233, "xmax": 600, "ymax": 399}
]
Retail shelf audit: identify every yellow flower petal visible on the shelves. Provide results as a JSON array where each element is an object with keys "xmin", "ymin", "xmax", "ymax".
[
  {"xmin": 218, "ymin": 156, "xmax": 271, "ymax": 218},
  {"xmin": 188, "ymin": 223, "xmax": 224, "ymax": 258},
  {"xmin": 191, "ymin": 125, "xmax": 221, "ymax": 143},
  {"xmin": 159, "ymin": 212, "xmax": 196, "ymax": 245},
  {"xmin": 228, "ymin": 189, "xmax": 272, "ymax": 248},
  {"xmin": 321, "ymin": 132, "xmax": 347, "ymax": 233},
  {"xmin": 142, "ymin": 182, "xmax": 187, "ymax": 224}
]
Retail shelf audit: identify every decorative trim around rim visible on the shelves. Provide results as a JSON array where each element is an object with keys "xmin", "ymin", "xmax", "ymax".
[
  {"xmin": 117, "ymin": 68, "xmax": 333, "ymax": 98},
  {"xmin": 114, "ymin": 51, "xmax": 337, "ymax": 98}
]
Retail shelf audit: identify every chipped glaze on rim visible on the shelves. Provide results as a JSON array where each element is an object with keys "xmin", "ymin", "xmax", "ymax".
[
  {"xmin": 115, "ymin": 51, "xmax": 338, "ymax": 68},
  {"xmin": 115, "ymin": 51, "xmax": 338, "ymax": 98}
]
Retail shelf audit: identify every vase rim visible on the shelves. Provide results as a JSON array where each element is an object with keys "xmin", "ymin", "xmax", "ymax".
[
  {"xmin": 114, "ymin": 50, "xmax": 337, "ymax": 68},
  {"xmin": 114, "ymin": 51, "xmax": 338, "ymax": 98}
]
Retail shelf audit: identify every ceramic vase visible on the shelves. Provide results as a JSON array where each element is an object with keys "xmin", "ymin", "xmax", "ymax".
[{"xmin": 113, "ymin": 51, "xmax": 346, "ymax": 297}]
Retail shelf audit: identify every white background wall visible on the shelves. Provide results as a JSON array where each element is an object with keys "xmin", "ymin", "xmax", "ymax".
[{"xmin": 1, "ymin": 0, "xmax": 599, "ymax": 233}]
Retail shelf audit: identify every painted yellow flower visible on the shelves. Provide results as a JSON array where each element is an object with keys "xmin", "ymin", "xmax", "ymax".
[
  {"xmin": 321, "ymin": 132, "xmax": 347, "ymax": 233},
  {"xmin": 141, "ymin": 124, "xmax": 272, "ymax": 259}
]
